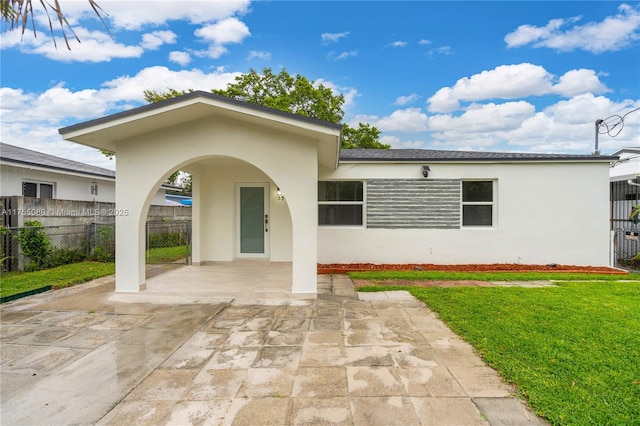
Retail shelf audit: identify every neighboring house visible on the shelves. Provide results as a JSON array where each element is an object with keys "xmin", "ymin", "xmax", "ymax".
[
  {"xmin": 609, "ymin": 147, "xmax": 640, "ymax": 262},
  {"xmin": 59, "ymin": 91, "xmax": 617, "ymax": 295},
  {"xmin": 0, "ymin": 142, "xmax": 176, "ymax": 205},
  {"xmin": 610, "ymin": 147, "xmax": 640, "ymax": 192}
]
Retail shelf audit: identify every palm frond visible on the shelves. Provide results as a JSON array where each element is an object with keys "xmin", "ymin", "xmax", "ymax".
[{"xmin": 1, "ymin": 0, "xmax": 109, "ymax": 50}]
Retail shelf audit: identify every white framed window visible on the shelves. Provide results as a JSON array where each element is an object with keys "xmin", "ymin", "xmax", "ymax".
[
  {"xmin": 318, "ymin": 181, "xmax": 364, "ymax": 226},
  {"xmin": 22, "ymin": 181, "xmax": 54, "ymax": 199},
  {"xmin": 461, "ymin": 180, "xmax": 495, "ymax": 227}
]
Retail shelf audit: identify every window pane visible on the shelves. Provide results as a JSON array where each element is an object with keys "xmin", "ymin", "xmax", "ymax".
[
  {"xmin": 23, "ymin": 182, "xmax": 37, "ymax": 197},
  {"xmin": 318, "ymin": 181, "xmax": 363, "ymax": 201},
  {"xmin": 338, "ymin": 181, "xmax": 363, "ymax": 201},
  {"xmin": 319, "ymin": 205, "xmax": 363, "ymax": 225},
  {"xmin": 463, "ymin": 205, "xmax": 493, "ymax": 226},
  {"xmin": 40, "ymin": 184, "xmax": 53, "ymax": 199},
  {"xmin": 463, "ymin": 181, "xmax": 492, "ymax": 202}
]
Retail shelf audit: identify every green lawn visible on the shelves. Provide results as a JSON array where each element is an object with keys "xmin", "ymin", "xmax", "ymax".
[
  {"xmin": 146, "ymin": 245, "xmax": 189, "ymax": 264},
  {"xmin": 1, "ymin": 244, "xmax": 189, "ymax": 298},
  {"xmin": 358, "ymin": 281, "xmax": 640, "ymax": 425},
  {"xmin": 1, "ymin": 261, "xmax": 115, "ymax": 298},
  {"xmin": 350, "ymin": 270, "xmax": 640, "ymax": 282}
]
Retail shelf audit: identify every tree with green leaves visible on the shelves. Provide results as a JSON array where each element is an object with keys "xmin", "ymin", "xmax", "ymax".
[{"xmin": 144, "ymin": 68, "xmax": 390, "ymax": 150}]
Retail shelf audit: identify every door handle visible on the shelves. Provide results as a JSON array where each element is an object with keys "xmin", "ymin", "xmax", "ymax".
[{"xmin": 265, "ymin": 214, "xmax": 269, "ymax": 232}]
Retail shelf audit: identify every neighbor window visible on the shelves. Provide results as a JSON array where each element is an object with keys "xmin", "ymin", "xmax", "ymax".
[
  {"xmin": 318, "ymin": 181, "xmax": 364, "ymax": 226},
  {"xmin": 22, "ymin": 181, "xmax": 54, "ymax": 199},
  {"xmin": 462, "ymin": 181, "xmax": 494, "ymax": 227}
]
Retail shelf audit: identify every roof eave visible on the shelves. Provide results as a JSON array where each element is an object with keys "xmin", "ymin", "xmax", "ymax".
[
  {"xmin": 0, "ymin": 158, "xmax": 116, "ymax": 180},
  {"xmin": 339, "ymin": 156, "xmax": 619, "ymax": 164}
]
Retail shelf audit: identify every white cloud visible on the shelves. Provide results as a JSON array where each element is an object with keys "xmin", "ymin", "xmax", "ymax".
[
  {"xmin": 427, "ymin": 63, "xmax": 609, "ymax": 113},
  {"xmin": 321, "ymin": 31, "xmax": 350, "ymax": 43},
  {"xmin": 428, "ymin": 102, "xmax": 536, "ymax": 133},
  {"xmin": 2, "ymin": 2, "xmax": 252, "ymax": 62},
  {"xmin": 169, "ymin": 51, "xmax": 191, "ymax": 66},
  {"xmin": 552, "ymin": 69, "xmax": 610, "ymax": 97},
  {"xmin": 95, "ymin": 0, "xmax": 251, "ymax": 31},
  {"xmin": 0, "ymin": 87, "xmax": 115, "ymax": 169},
  {"xmin": 99, "ymin": 66, "xmax": 241, "ymax": 103},
  {"xmin": 427, "ymin": 46, "xmax": 453, "ymax": 57},
  {"xmin": 394, "ymin": 93, "xmax": 419, "ymax": 106},
  {"xmin": 356, "ymin": 108, "xmax": 429, "ymax": 133},
  {"xmin": 388, "ymin": 41, "xmax": 407, "ymax": 48},
  {"xmin": 425, "ymin": 94, "xmax": 639, "ymax": 153},
  {"xmin": 247, "ymin": 50, "xmax": 272, "ymax": 61},
  {"xmin": 2, "ymin": 27, "xmax": 144, "ymax": 62},
  {"xmin": 0, "ymin": 66, "xmax": 244, "ymax": 169},
  {"xmin": 195, "ymin": 17, "xmax": 250, "ymax": 44},
  {"xmin": 0, "ymin": 86, "xmax": 108, "ymax": 124},
  {"xmin": 504, "ymin": 19, "xmax": 565, "ymax": 48},
  {"xmin": 505, "ymin": 4, "xmax": 640, "ymax": 53},
  {"xmin": 428, "ymin": 64, "xmax": 552, "ymax": 112},
  {"xmin": 194, "ymin": 17, "xmax": 250, "ymax": 59},
  {"xmin": 314, "ymin": 79, "xmax": 359, "ymax": 110},
  {"xmin": 380, "ymin": 135, "xmax": 425, "ymax": 148},
  {"xmin": 141, "ymin": 30, "xmax": 177, "ymax": 50},
  {"xmin": 418, "ymin": 39, "xmax": 432, "ymax": 45},
  {"xmin": 327, "ymin": 50, "xmax": 358, "ymax": 61}
]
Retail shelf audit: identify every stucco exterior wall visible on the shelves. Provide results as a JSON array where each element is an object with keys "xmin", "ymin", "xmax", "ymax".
[
  {"xmin": 318, "ymin": 161, "xmax": 611, "ymax": 266},
  {"xmin": 198, "ymin": 164, "xmax": 292, "ymax": 262},
  {"xmin": 0, "ymin": 164, "xmax": 167, "ymax": 205}
]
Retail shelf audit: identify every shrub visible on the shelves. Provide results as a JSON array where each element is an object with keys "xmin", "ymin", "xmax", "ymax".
[
  {"xmin": 618, "ymin": 252, "xmax": 640, "ymax": 270},
  {"xmin": 88, "ymin": 247, "xmax": 115, "ymax": 263},
  {"xmin": 148, "ymin": 232, "xmax": 182, "ymax": 248},
  {"xmin": 49, "ymin": 247, "xmax": 86, "ymax": 267},
  {"xmin": 17, "ymin": 220, "xmax": 52, "ymax": 270}
]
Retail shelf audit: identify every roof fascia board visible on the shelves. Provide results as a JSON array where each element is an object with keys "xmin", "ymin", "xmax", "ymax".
[{"xmin": 339, "ymin": 157, "xmax": 619, "ymax": 165}]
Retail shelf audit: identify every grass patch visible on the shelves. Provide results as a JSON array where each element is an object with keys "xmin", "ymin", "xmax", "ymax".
[
  {"xmin": 0, "ymin": 261, "xmax": 115, "ymax": 298},
  {"xmin": 358, "ymin": 282, "xmax": 640, "ymax": 425},
  {"xmin": 146, "ymin": 245, "xmax": 189, "ymax": 264},
  {"xmin": 350, "ymin": 270, "xmax": 640, "ymax": 282}
]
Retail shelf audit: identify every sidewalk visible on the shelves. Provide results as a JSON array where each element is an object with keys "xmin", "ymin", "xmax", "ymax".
[{"xmin": 1, "ymin": 274, "xmax": 546, "ymax": 425}]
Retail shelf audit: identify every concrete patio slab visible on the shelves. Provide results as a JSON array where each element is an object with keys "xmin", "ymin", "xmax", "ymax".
[{"xmin": 0, "ymin": 269, "xmax": 548, "ymax": 425}]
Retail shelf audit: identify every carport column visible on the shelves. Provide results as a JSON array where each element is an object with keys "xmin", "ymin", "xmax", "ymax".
[
  {"xmin": 191, "ymin": 173, "xmax": 201, "ymax": 265},
  {"xmin": 114, "ymin": 160, "xmax": 146, "ymax": 292},
  {"xmin": 289, "ymin": 166, "xmax": 318, "ymax": 295}
]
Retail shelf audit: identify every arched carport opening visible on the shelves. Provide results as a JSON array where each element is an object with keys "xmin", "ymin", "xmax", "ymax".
[{"xmin": 139, "ymin": 155, "xmax": 294, "ymax": 283}]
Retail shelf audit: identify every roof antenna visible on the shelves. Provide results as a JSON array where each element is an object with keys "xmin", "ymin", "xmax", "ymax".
[
  {"xmin": 594, "ymin": 106, "xmax": 640, "ymax": 156},
  {"xmin": 594, "ymin": 119, "xmax": 604, "ymax": 156}
]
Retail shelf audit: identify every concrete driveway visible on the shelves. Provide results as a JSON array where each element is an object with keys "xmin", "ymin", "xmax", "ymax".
[{"xmin": 1, "ymin": 272, "xmax": 545, "ymax": 425}]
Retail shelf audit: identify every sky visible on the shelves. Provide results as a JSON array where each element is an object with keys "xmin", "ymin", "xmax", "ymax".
[{"xmin": 1, "ymin": 0, "xmax": 639, "ymax": 171}]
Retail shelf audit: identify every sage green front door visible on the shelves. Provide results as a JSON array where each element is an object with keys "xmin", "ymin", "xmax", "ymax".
[{"xmin": 236, "ymin": 183, "xmax": 269, "ymax": 258}]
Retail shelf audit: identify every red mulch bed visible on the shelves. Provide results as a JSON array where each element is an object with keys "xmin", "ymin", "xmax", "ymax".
[{"xmin": 317, "ymin": 263, "xmax": 626, "ymax": 275}]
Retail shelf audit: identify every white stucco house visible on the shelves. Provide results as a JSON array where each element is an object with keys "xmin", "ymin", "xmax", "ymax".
[
  {"xmin": 58, "ymin": 91, "xmax": 617, "ymax": 295},
  {"xmin": 0, "ymin": 142, "xmax": 176, "ymax": 205}
]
